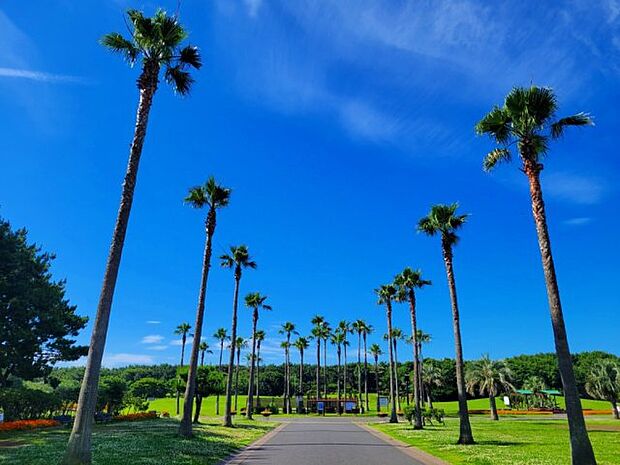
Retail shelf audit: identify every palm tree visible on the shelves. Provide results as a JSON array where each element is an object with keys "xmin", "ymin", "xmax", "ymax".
[
  {"xmin": 370, "ymin": 343, "xmax": 383, "ymax": 411},
  {"xmin": 352, "ymin": 320, "xmax": 365, "ymax": 409},
  {"xmin": 585, "ymin": 361, "xmax": 620, "ymax": 420},
  {"xmin": 422, "ymin": 360, "xmax": 443, "ymax": 409},
  {"xmin": 311, "ymin": 315, "xmax": 325, "ymax": 403},
  {"xmin": 375, "ymin": 284, "xmax": 398, "ymax": 423},
  {"xmin": 294, "ymin": 337, "xmax": 310, "ymax": 402},
  {"xmin": 362, "ymin": 323, "xmax": 373, "ymax": 412},
  {"xmin": 213, "ymin": 328, "xmax": 229, "ymax": 416},
  {"xmin": 386, "ymin": 327, "xmax": 404, "ymax": 411},
  {"xmin": 338, "ymin": 321, "xmax": 351, "ymax": 401},
  {"xmin": 199, "ymin": 342, "xmax": 211, "ymax": 367},
  {"xmin": 331, "ymin": 331, "xmax": 346, "ymax": 415},
  {"xmin": 279, "ymin": 322, "xmax": 298, "ymax": 414},
  {"xmin": 466, "ymin": 355, "xmax": 514, "ymax": 421},
  {"xmin": 180, "ymin": 178, "xmax": 231, "ymax": 437},
  {"xmin": 418, "ymin": 203, "xmax": 474, "ymax": 444},
  {"xmin": 416, "ymin": 330, "xmax": 432, "ymax": 405},
  {"xmin": 395, "ymin": 268, "xmax": 431, "ymax": 429},
  {"xmin": 245, "ymin": 293, "xmax": 271, "ymax": 420},
  {"xmin": 255, "ymin": 330, "xmax": 265, "ymax": 407},
  {"xmin": 476, "ymin": 86, "xmax": 595, "ymax": 463},
  {"xmin": 234, "ymin": 336, "xmax": 247, "ymax": 412},
  {"xmin": 174, "ymin": 322, "xmax": 192, "ymax": 416},
  {"xmin": 62, "ymin": 11, "xmax": 201, "ymax": 463},
  {"xmin": 221, "ymin": 245, "xmax": 256, "ymax": 426}
]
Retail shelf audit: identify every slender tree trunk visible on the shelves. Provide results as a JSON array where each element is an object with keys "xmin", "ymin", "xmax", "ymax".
[
  {"xmin": 363, "ymin": 334, "xmax": 369, "ymax": 412},
  {"xmin": 200, "ymin": 351, "xmax": 205, "ymax": 367},
  {"xmin": 441, "ymin": 238, "xmax": 474, "ymax": 445},
  {"xmin": 246, "ymin": 311, "xmax": 259, "ymax": 420},
  {"xmin": 419, "ymin": 342, "xmax": 425, "ymax": 407},
  {"xmin": 216, "ymin": 341, "xmax": 224, "ymax": 416},
  {"xmin": 62, "ymin": 61, "xmax": 159, "ymax": 465},
  {"xmin": 176, "ymin": 338, "xmax": 186, "ymax": 416},
  {"xmin": 490, "ymin": 395, "xmax": 499, "ymax": 421},
  {"xmin": 408, "ymin": 290, "xmax": 423, "ymax": 429},
  {"xmin": 180, "ymin": 209, "xmax": 216, "ymax": 437},
  {"xmin": 299, "ymin": 351, "xmax": 304, "ymax": 408},
  {"xmin": 393, "ymin": 338, "xmax": 400, "ymax": 412},
  {"xmin": 316, "ymin": 339, "xmax": 320, "ymax": 409},
  {"xmin": 343, "ymin": 340, "xmax": 348, "ymax": 403},
  {"xmin": 285, "ymin": 336, "xmax": 291, "ymax": 414},
  {"xmin": 234, "ymin": 348, "xmax": 241, "ymax": 411},
  {"xmin": 375, "ymin": 358, "xmax": 380, "ymax": 411},
  {"xmin": 193, "ymin": 395, "xmax": 202, "ymax": 423},
  {"xmin": 256, "ymin": 343, "xmax": 261, "ymax": 408},
  {"xmin": 323, "ymin": 339, "xmax": 327, "ymax": 408},
  {"xmin": 224, "ymin": 271, "xmax": 241, "ymax": 427},
  {"xmin": 611, "ymin": 400, "xmax": 619, "ymax": 420},
  {"xmin": 524, "ymin": 161, "xmax": 596, "ymax": 464},
  {"xmin": 357, "ymin": 333, "xmax": 362, "ymax": 410},
  {"xmin": 385, "ymin": 300, "xmax": 398, "ymax": 423}
]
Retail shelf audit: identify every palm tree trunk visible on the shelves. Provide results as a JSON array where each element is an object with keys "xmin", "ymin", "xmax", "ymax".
[
  {"xmin": 419, "ymin": 342, "xmax": 425, "ymax": 407},
  {"xmin": 323, "ymin": 339, "xmax": 327, "ymax": 407},
  {"xmin": 375, "ymin": 358, "xmax": 380, "ymax": 412},
  {"xmin": 316, "ymin": 339, "xmax": 320, "ymax": 408},
  {"xmin": 385, "ymin": 300, "xmax": 398, "ymax": 423},
  {"xmin": 176, "ymin": 338, "xmax": 186, "ymax": 415},
  {"xmin": 490, "ymin": 395, "xmax": 499, "ymax": 421},
  {"xmin": 441, "ymin": 238, "xmax": 474, "ymax": 445},
  {"xmin": 234, "ymin": 348, "xmax": 241, "ymax": 412},
  {"xmin": 285, "ymin": 337, "xmax": 291, "ymax": 414},
  {"xmin": 62, "ymin": 61, "xmax": 159, "ymax": 465},
  {"xmin": 246, "ymin": 311, "xmax": 259, "ymax": 420},
  {"xmin": 216, "ymin": 341, "xmax": 224, "ymax": 416},
  {"xmin": 224, "ymin": 272, "xmax": 241, "ymax": 427},
  {"xmin": 357, "ymin": 334, "xmax": 362, "ymax": 409},
  {"xmin": 611, "ymin": 400, "xmax": 619, "ymax": 420},
  {"xmin": 256, "ymin": 343, "xmax": 261, "ymax": 408},
  {"xmin": 343, "ymin": 341, "xmax": 348, "ymax": 402},
  {"xmin": 393, "ymin": 338, "xmax": 400, "ymax": 412},
  {"xmin": 363, "ymin": 334, "xmax": 369, "ymax": 412},
  {"xmin": 180, "ymin": 209, "xmax": 216, "ymax": 437},
  {"xmin": 524, "ymin": 162, "xmax": 596, "ymax": 464},
  {"xmin": 336, "ymin": 347, "xmax": 342, "ymax": 415},
  {"xmin": 193, "ymin": 395, "xmax": 202, "ymax": 423},
  {"xmin": 408, "ymin": 291, "xmax": 423, "ymax": 429},
  {"xmin": 299, "ymin": 351, "xmax": 304, "ymax": 407},
  {"xmin": 200, "ymin": 351, "xmax": 205, "ymax": 367}
]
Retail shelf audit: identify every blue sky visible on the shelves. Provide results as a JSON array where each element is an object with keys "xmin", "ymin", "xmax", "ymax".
[{"xmin": 1, "ymin": 0, "xmax": 618, "ymax": 367}]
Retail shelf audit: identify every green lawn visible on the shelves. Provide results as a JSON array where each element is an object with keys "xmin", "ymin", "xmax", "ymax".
[
  {"xmin": 433, "ymin": 396, "xmax": 612, "ymax": 415},
  {"xmin": 373, "ymin": 416, "xmax": 620, "ymax": 465},
  {"xmin": 0, "ymin": 418, "xmax": 275, "ymax": 465}
]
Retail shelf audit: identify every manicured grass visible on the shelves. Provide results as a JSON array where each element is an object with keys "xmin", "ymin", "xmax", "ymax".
[
  {"xmin": 0, "ymin": 418, "xmax": 275, "ymax": 465},
  {"xmin": 373, "ymin": 416, "xmax": 620, "ymax": 465},
  {"xmin": 434, "ymin": 396, "xmax": 612, "ymax": 415}
]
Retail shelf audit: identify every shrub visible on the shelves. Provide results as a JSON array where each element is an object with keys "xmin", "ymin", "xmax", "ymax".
[
  {"xmin": 0, "ymin": 387, "xmax": 61, "ymax": 421},
  {"xmin": 113, "ymin": 412, "xmax": 158, "ymax": 422},
  {"xmin": 0, "ymin": 419, "xmax": 60, "ymax": 432}
]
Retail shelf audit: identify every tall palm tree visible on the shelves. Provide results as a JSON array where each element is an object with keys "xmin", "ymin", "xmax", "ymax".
[
  {"xmin": 199, "ymin": 342, "xmax": 211, "ymax": 367},
  {"xmin": 395, "ymin": 267, "xmax": 431, "ymax": 429},
  {"xmin": 62, "ymin": 11, "xmax": 201, "ymax": 463},
  {"xmin": 352, "ymin": 320, "xmax": 365, "ymax": 409},
  {"xmin": 279, "ymin": 322, "xmax": 298, "ymax": 413},
  {"xmin": 213, "ymin": 328, "xmax": 229, "ymax": 416},
  {"xmin": 418, "ymin": 203, "xmax": 474, "ymax": 444},
  {"xmin": 476, "ymin": 85, "xmax": 595, "ymax": 463},
  {"xmin": 311, "ymin": 315, "xmax": 325, "ymax": 403},
  {"xmin": 245, "ymin": 293, "xmax": 271, "ymax": 420},
  {"xmin": 465, "ymin": 355, "xmax": 514, "ymax": 421},
  {"xmin": 362, "ymin": 323, "xmax": 373, "ymax": 412},
  {"xmin": 375, "ymin": 284, "xmax": 398, "ymax": 423},
  {"xmin": 294, "ymin": 337, "xmax": 310, "ymax": 402},
  {"xmin": 585, "ymin": 361, "xmax": 620, "ymax": 420},
  {"xmin": 331, "ymin": 331, "xmax": 346, "ymax": 415},
  {"xmin": 174, "ymin": 322, "xmax": 192, "ymax": 416},
  {"xmin": 234, "ymin": 336, "xmax": 247, "ymax": 413},
  {"xmin": 370, "ymin": 343, "xmax": 383, "ymax": 411},
  {"xmin": 221, "ymin": 245, "xmax": 256, "ymax": 426},
  {"xmin": 180, "ymin": 178, "xmax": 231, "ymax": 437},
  {"xmin": 338, "ymin": 321, "xmax": 351, "ymax": 400},
  {"xmin": 255, "ymin": 330, "xmax": 265, "ymax": 407}
]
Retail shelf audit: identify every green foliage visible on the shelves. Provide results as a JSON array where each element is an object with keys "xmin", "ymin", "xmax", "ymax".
[
  {"xmin": 0, "ymin": 217, "xmax": 88, "ymax": 386},
  {"xmin": 0, "ymin": 387, "xmax": 61, "ymax": 421},
  {"xmin": 128, "ymin": 377, "xmax": 169, "ymax": 399},
  {"xmin": 97, "ymin": 376, "xmax": 128, "ymax": 415}
]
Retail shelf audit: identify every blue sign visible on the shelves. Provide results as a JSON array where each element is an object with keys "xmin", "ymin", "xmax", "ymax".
[
  {"xmin": 317, "ymin": 401, "xmax": 324, "ymax": 411},
  {"xmin": 379, "ymin": 396, "xmax": 389, "ymax": 407},
  {"xmin": 345, "ymin": 401, "xmax": 356, "ymax": 411}
]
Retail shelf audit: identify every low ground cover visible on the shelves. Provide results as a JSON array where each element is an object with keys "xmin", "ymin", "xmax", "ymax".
[
  {"xmin": 0, "ymin": 418, "xmax": 275, "ymax": 465},
  {"xmin": 373, "ymin": 416, "xmax": 620, "ymax": 465}
]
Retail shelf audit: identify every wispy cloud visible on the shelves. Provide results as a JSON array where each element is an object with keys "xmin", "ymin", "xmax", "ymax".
[
  {"xmin": 0, "ymin": 67, "xmax": 86, "ymax": 84},
  {"xmin": 103, "ymin": 353, "xmax": 154, "ymax": 367},
  {"xmin": 141, "ymin": 334, "xmax": 164, "ymax": 344},
  {"xmin": 146, "ymin": 320, "xmax": 161, "ymax": 325},
  {"xmin": 171, "ymin": 337, "xmax": 194, "ymax": 346},
  {"xmin": 146, "ymin": 345, "xmax": 169, "ymax": 351},
  {"xmin": 544, "ymin": 172, "xmax": 605, "ymax": 205},
  {"xmin": 563, "ymin": 217, "xmax": 593, "ymax": 226}
]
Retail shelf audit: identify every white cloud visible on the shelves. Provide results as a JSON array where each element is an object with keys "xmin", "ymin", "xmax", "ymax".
[
  {"xmin": 146, "ymin": 320, "xmax": 161, "ymax": 325},
  {"xmin": 146, "ymin": 345, "xmax": 169, "ymax": 351},
  {"xmin": 544, "ymin": 172, "xmax": 605, "ymax": 205},
  {"xmin": 141, "ymin": 334, "xmax": 164, "ymax": 344},
  {"xmin": 103, "ymin": 353, "xmax": 154, "ymax": 367},
  {"xmin": 563, "ymin": 217, "xmax": 593, "ymax": 226},
  {"xmin": 0, "ymin": 67, "xmax": 85, "ymax": 84}
]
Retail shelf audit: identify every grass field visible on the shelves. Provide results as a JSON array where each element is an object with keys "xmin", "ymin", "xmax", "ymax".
[
  {"xmin": 373, "ymin": 416, "xmax": 620, "ymax": 465},
  {"xmin": 0, "ymin": 418, "xmax": 275, "ymax": 465}
]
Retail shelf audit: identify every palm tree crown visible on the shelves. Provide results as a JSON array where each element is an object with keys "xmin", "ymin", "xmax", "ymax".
[
  {"xmin": 395, "ymin": 268, "xmax": 431, "ymax": 298},
  {"xmin": 175, "ymin": 322, "xmax": 192, "ymax": 339},
  {"xmin": 465, "ymin": 355, "xmax": 514, "ymax": 398},
  {"xmin": 294, "ymin": 337, "xmax": 309, "ymax": 353},
  {"xmin": 369, "ymin": 344, "xmax": 382, "ymax": 359},
  {"xmin": 245, "ymin": 292, "xmax": 272, "ymax": 313},
  {"xmin": 475, "ymin": 86, "xmax": 593, "ymax": 172},
  {"xmin": 184, "ymin": 177, "xmax": 231, "ymax": 210},
  {"xmin": 417, "ymin": 203, "xmax": 468, "ymax": 247},
  {"xmin": 101, "ymin": 9, "xmax": 201, "ymax": 94},
  {"xmin": 220, "ymin": 245, "xmax": 257, "ymax": 278}
]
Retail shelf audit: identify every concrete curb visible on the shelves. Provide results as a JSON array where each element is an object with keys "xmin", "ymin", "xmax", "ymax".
[
  {"xmin": 217, "ymin": 422, "xmax": 287, "ymax": 465},
  {"xmin": 355, "ymin": 421, "xmax": 450, "ymax": 465}
]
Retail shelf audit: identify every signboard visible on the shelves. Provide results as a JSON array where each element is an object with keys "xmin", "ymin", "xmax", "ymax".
[
  {"xmin": 345, "ymin": 401, "xmax": 356, "ymax": 411},
  {"xmin": 379, "ymin": 396, "xmax": 389, "ymax": 407},
  {"xmin": 317, "ymin": 401, "xmax": 324, "ymax": 412},
  {"xmin": 503, "ymin": 396, "xmax": 510, "ymax": 407}
]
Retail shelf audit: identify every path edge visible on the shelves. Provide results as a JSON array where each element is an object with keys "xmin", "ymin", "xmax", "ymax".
[
  {"xmin": 356, "ymin": 421, "xmax": 450, "ymax": 465},
  {"xmin": 217, "ymin": 421, "xmax": 286, "ymax": 465}
]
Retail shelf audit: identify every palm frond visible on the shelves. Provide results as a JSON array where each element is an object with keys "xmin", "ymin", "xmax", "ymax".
[
  {"xmin": 100, "ymin": 33, "xmax": 139, "ymax": 65},
  {"xmin": 184, "ymin": 186, "xmax": 208, "ymax": 208},
  {"xmin": 475, "ymin": 106, "xmax": 512, "ymax": 144},
  {"xmin": 179, "ymin": 45, "xmax": 202, "ymax": 69},
  {"xmin": 550, "ymin": 112, "xmax": 594, "ymax": 139},
  {"xmin": 482, "ymin": 148, "xmax": 511, "ymax": 172},
  {"xmin": 165, "ymin": 65, "xmax": 194, "ymax": 95},
  {"xmin": 416, "ymin": 217, "xmax": 437, "ymax": 236}
]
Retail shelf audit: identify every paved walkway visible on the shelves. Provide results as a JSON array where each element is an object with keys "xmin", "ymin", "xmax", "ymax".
[{"xmin": 224, "ymin": 417, "xmax": 445, "ymax": 465}]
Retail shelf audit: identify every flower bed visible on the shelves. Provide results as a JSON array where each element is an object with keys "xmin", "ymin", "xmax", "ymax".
[
  {"xmin": 113, "ymin": 412, "xmax": 158, "ymax": 422},
  {"xmin": 468, "ymin": 409, "xmax": 554, "ymax": 415},
  {"xmin": 0, "ymin": 419, "xmax": 61, "ymax": 432}
]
